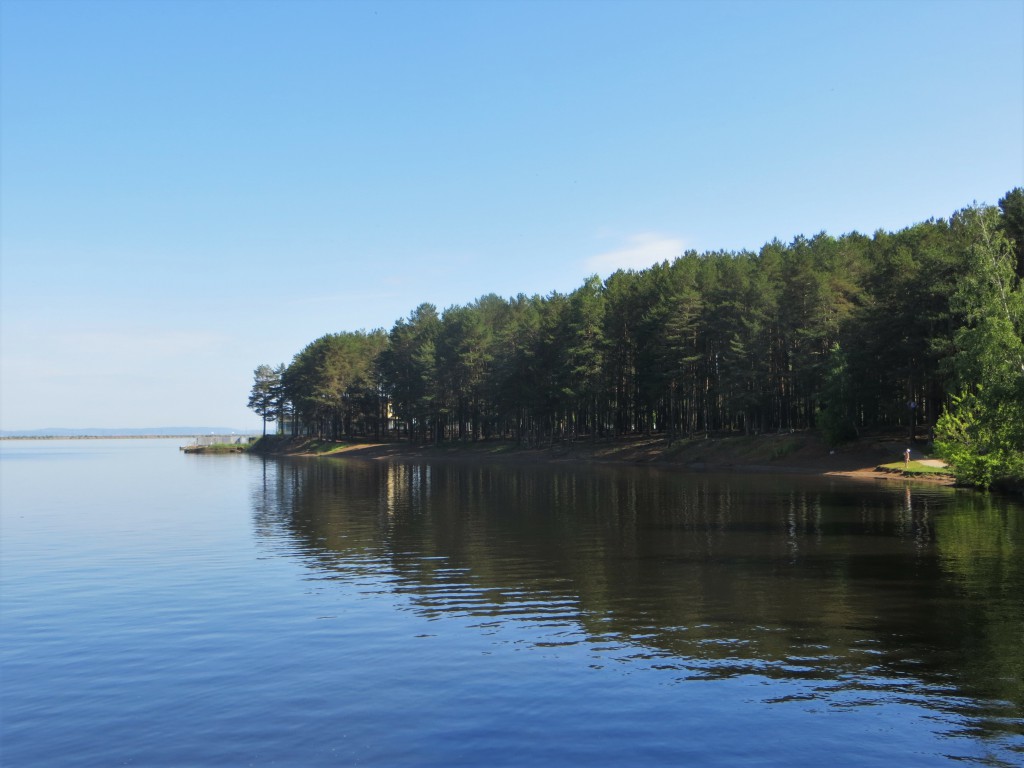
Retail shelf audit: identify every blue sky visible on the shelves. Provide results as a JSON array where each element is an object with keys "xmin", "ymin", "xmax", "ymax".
[{"xmin": 2, "ymin": 0, "xmax": 1022, "ymax": 431}]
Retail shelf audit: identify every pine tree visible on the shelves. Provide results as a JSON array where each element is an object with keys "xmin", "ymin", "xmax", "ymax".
[{"xmin": 247, "ymin": 364, "xmax": 281, "ymax": 436}]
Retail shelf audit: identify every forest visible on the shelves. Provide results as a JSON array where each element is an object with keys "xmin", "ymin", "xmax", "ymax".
[{"xmin": 249, "ymin": 190, "xmax": 1024, "ymax": 490}]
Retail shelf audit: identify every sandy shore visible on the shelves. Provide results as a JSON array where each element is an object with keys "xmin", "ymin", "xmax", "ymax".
[{"xmin": 255, "ymin": 433, "xmax": 956, "ymax": 486}]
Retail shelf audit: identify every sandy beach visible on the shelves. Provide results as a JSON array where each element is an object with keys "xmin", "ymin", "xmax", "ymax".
[{"xmin": 253, "ymin": 432, "xmax": 956, "ymax": 486}]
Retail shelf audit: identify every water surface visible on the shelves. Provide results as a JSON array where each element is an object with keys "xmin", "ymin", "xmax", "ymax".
[{"xmin": 2, "ymin": 439, "xmax": 1021, "ymax": 766}]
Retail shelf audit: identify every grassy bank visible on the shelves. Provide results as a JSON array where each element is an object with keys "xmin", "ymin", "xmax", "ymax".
[
  {"xmin": 249, "ymin": 435, "xmax": 363, "ymax": 456},
  {"xmin": 181, "ymin": 442, "xmax": 251, "ymax": 454},
  {"xmin": 249, "ymin": 431, "xmax": 950, "ymax": 480},
  {"xmin": 876, "ymin": 460, "xmax": 955, "ymax": 478}
]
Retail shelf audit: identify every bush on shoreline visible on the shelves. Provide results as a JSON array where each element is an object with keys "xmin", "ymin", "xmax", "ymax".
[{"xmin": 183, "ymin": 442, "xmax": 249, "ymax": 454}]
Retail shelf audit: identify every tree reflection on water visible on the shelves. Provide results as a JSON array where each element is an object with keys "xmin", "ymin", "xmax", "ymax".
[{"xmin": 250, "ymin": 456, "xmax": 1024, "ymax": 744}]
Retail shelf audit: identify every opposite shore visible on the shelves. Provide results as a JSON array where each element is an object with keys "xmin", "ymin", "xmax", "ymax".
[{"xmin": 244, "ymin": 431, "xmax": 957, "ymax": 486}]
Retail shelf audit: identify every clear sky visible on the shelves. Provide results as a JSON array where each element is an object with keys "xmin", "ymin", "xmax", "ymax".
[{"xmin": 2, "ymin": 0, "xmax": 1022, "ymax": 431}]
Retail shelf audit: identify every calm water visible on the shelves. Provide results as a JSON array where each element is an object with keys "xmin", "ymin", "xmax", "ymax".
[{"xmin": 1, "ymin": 439, "xmax": 1022, "ymax": 767}]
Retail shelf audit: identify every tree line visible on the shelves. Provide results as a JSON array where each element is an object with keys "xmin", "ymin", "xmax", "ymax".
[{"xmin": 250, "ymin": 189, "xmax": 1024, "ymax": 488}]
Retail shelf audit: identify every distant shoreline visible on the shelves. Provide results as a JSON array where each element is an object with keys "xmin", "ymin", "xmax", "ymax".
[{"xmin": 0, "ymin": 434, "xmax": 256, "ymax": 440}]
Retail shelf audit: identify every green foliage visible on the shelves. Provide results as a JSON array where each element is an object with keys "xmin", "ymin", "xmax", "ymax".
[
  {"xmin": 936, "ymin": 389, "xmax": 1024, "ymax": 490},
  {"xmin": 934, "ymin": 205, "xmax": 1024, "ymax": 489},
  {"xmin": 247, "ymin": 363, "xmax": 282, "ymax": 436},
  {"xmin": 998, "ymin": 186, "xmax": 1024, "ymax": 279},
  {"xmin": 817, "ymin": 344, "xmax": 858, "ymax": 445},
  {"xmin": 282, "ymin": 329, "xmax": 388, "ymax": 439},
  {"xmin": 260, "ymin": 190, "xmax": 1024, "ymax": 482},
  {"xmin": 378, "ymin": 304, "xmax": 441, "ymax": 441}
]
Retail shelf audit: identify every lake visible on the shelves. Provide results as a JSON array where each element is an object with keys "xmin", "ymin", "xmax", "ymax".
[{"xmin": 1, "ymin": 438, "xmax": 1022, "ymax": 767}]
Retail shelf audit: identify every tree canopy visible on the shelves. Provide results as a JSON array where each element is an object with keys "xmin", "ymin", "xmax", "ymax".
[{"xmin": 250, "ymin": 190, "xmax": 1024, "ymax": 489}]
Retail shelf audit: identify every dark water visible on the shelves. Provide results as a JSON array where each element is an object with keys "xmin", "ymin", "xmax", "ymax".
[{"xmin": 2, "ymin": 439, "xmax": 1022, "ymax": 767}]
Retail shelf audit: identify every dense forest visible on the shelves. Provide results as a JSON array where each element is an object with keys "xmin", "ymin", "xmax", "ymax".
[{"xmin": 249, "ymin": 190, "xmax": 1024, "ymax": 489}]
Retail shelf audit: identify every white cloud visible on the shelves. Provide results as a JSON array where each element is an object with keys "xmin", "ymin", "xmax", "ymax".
[{"xmin": 583, "ymin": 233, "xmax": 687, "ymax": 275}]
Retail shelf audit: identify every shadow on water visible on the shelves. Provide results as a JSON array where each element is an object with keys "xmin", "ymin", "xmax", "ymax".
[{"xmin": 250, "ymin": 455, "xmax": 1023, "ymax": 750}]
